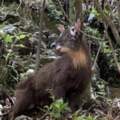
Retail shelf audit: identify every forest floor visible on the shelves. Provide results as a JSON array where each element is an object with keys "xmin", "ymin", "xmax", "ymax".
[{"xmin": 0, "ymin": 1, "xmax": 120, "ymax": 120}]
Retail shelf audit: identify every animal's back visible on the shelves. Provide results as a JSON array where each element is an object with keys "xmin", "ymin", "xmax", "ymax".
[{"xmin": 34, "ymin": 55, "xmax": 74, "ymax": 90}]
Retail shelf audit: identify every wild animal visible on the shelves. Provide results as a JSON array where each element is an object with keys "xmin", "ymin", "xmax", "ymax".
[{"xmin": 9, "ymin": 20, "xmax": 92, "ymax": 120}]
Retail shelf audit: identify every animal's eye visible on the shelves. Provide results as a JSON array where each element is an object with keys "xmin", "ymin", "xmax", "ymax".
[
  {"xmin": 70, "ymin": 27, "xmax": 76, "ymax": 36},
  {"xmin": 71, "ymin": 28, "xmax": 75, "ymax": 32}
]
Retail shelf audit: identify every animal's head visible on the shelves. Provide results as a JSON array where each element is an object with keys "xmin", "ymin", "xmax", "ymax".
[{"xmin": 51, "ymin": 20, "xmax": 83, "ymax": 55}]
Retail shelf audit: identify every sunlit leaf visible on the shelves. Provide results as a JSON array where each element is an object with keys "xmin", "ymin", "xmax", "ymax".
[
  {"xmin": 4, "ymin": 34, "xmax": 13, "ymax": 43},
  {"xmin": 19, "ymin": 34, "xmax": 26, "ymax": 40}
]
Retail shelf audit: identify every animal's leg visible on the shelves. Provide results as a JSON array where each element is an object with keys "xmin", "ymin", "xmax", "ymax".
[
  {"xmin": 9, "ymin": 89, "xmax": 34, "ymax": 120},
  {"xmin": 53, "ymin": 86, "xmax": 65, "ymax": 99},
  {"xmin": 68, "ymin": 92, "xmax": 80, "ymax": 112}
]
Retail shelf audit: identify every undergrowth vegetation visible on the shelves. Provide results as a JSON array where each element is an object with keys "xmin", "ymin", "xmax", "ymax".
[{"xmin": 0, "ymin": 0, "xmax": 120, "ymax": 120}]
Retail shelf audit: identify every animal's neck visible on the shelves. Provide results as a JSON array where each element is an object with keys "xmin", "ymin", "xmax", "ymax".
[{"xmin": 68, "ymin": 46, "xmax": 88, "ymax": 69}]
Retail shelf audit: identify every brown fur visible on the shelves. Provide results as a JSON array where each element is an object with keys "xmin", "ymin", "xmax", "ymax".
[
  {"xmin": 61, "ymin": 44, "xmax": 89, "ymax": 68},
  {"xmin": 9, "ymin": 23, "xmax": 91, "ymax": 120}
]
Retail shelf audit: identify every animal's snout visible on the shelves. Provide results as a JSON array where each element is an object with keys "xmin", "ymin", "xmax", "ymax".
[
  {"xmin": 51, "ymin": 42, "xmax": 62, "ymax": 50},
  {"xmin": 55, "ymin": 44, "xmax": 62, "ymax": 51}
]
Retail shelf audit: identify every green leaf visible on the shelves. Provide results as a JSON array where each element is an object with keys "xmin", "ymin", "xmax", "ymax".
[
  {"xmin": 91, "ymin": 8, "xmax": 100, "ymax": 17},
  {"xmin": 48, "ymin": 99, "xmax": 70, "ymax": 119},
  {"xmin": 14, "ymin": 44, "xmax": 26, "ymax": 48},
  {"xmin": 4, "ymin": 34, "xmax": 13, "ymax": 43},
  {"xmin": 19, "ymin": 34, "xmax": 26, "ymax": 40}
]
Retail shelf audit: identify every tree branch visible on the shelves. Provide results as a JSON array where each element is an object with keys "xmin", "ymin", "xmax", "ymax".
[
  {"xmin": 104, "ymin": 24, "xmax": 120, "ymax": 72},
  {"xmin": 36, "ymin": 0, "xmax": 46, "ymax": 71},
  {"xmin": 92, "ymin": 44, "xmax": 101, "ymax": 72},
  {"xmin": 94, "ymin": 0, "xmax": 120, "ymax": 46},
  {"xmin": 56, "ymin": 0, "xmax": 71, "ymax": 23}
]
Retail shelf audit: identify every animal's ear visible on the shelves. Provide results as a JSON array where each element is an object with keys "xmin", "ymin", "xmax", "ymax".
[
  {"xmin": 57, "ymin": 24, "xmax": 65, "ymax": 33},
  {"xmin": 75, "ymin": 19, "xmax": 81, "ymax": 32}
]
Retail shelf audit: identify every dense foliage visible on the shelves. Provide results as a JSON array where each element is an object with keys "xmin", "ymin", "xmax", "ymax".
[{"xmin": 0, "ymin": 0, "xmax": 120, "ymax": 120}]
